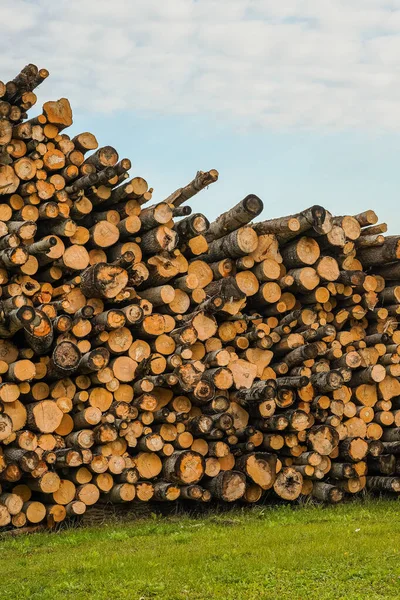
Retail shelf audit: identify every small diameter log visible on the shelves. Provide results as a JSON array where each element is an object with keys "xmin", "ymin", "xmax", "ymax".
[
  {"xmin": 154, "ymin": 481, "xmax": 180, "ymax": 501},
  {"xmin": 3, "ymin": 449, "xmax": 39, "ymax": 473},
  {"xmin": 0, "ymin": 493, "xmax": 23, "ymax": 516},
  {"xmin": 179, "ymin": 484, "xmax": 203, "ymax": 500},
  {"xmin": 139, "ymin": 285, "xmax": 175, "ymax": 307},
  {"xmin": 312, "ymin": 482, "xmax": 343, "ymax": 504},
  {"xmin": 166, "ymin": 169, "xmax": 219, "ymax": 207}
]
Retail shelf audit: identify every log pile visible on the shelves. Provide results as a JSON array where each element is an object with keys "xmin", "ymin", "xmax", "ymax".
[{"xmin": 0, "ymin": 64, "xmax": 398, "ymax": 530}]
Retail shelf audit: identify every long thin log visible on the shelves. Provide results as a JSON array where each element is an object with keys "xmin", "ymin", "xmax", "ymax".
[{"xmin": 165, "ymin": 170, "xmax": 219, "ymax": 207}]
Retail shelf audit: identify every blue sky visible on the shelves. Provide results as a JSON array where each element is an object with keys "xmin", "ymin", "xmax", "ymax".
[
  {"xmin": 71, "ymin": 110, "xmax": 400, "ymax": 229},
  {"xmin": 1, "ymin": 0, "xmax": 400, "ymax": 229}
]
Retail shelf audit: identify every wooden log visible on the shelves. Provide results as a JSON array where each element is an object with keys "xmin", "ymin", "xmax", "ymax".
[
  {"xmin": 339, "ymin": 437, "xmax": 369, "ymax": 462},
  {"xmin": 198, "ymin": 227, "xmax": 258, "ymax": 262},
  {"xmin": 26, "ymin": 401, "xmax": 63, "ymax": 433},
  {"xmin": 174, "ymin": 213, "xmax": 210, "ymax": 241},
  {"xmin": 153, "ymin": 481, "xmax": 180, "ymax": 501},
  {"xmin": 165, "ymin": 169, "xmax": 219, "ymax": 207},
  {"xmin": 307, "ymin": 425, "xmax": 339, "ymax": 455},
  {"xmin": 312, "ymin": 482, "xmax": 343, "ymax": 503},
  {"xmin": 273, "ymin": 467, "xmax": 303, "ymax": 500},
  {"xmin": 255, "ymin": 205, "xmax": 331, "ymax": 243},
  {"xmin": 163, "ymin": 450, "xmax": 205, "ymax": 485},
  {"xmin": 235, "ymin": 452, "xmax": 276, "ymax": 490},
  {"xmin": 357, "ymin": 237, "xmax": 400, "ymax": 267},
  {"xmin": 140, "ymin": 226, "xmax": 178, "ymax": 255},
  {"xmin": 280, "ymin": 237, "xmax": 321, "ymax": 268},
  {"xmin": 3, "ymin": 449, "xmax": 38, "ymax": 472},
  {"xmin": 205, "ymin": 195, "xmax": 263, "ymax": 242},
  {"xmin": 47, "ymin": 341, "xmax": 81, "ymax": 379},
  {"xmin": 366, "ymin": 476, "xmax": 400, "ymax": 493},
  {"xmin": 205, "ymin": 470, "xmax": 246, "ymax": 501},
  {"xmin": 0, "ymin": 493, "xmax": 23, "ymax": 516},
  {"xmin": 80, "ymin": 263, "xmax": 128, "ymax": 299},
  {"xmin": 23, "ymin": 501, "xmax": 46, "ymax": 524}
]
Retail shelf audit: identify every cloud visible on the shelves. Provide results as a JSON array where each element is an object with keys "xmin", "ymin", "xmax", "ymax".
[{"xmin": 1, "ymin": 0, "xmax": 400, "ymax": 129}]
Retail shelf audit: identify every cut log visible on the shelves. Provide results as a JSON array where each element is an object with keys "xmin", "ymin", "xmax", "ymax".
[
  {"xmin": 273, "ymin": 467, "xmax": 303, "ymax": 500},
  {"xmin": 163, "ymin": 450, "xmax": 205, "ymax": 485}
]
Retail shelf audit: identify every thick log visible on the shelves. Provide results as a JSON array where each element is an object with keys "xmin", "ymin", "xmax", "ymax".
[
  {"xmin": 80, "ymin": 263, "xmax": 128, "ymax": 299},
  {"xmin": 205, "ymin": 195, "xmax": 263, "ymax": 242},
  {"xmin": 307, "ymin": 426, "xmax": 339, "ymax": 455},
  {"xmin": 163, "ymin": 450, "xmax": 205, "ymax": 484},
  {"xmin": 204, "ymin": 470, "xmax": 246, "ymax": 501},
  {"xmin": 357, "ymin": 237, "xmax": 400, "ymax": 267},
  {"xmin": 26, "ymin": 401, "xmax": 63, "ymax": 433},
  {"xmin": 273, "ymin": 467, "xmax": 303, "ymax": 500},
  {"xmin": 254, "ymin": 205, "xmax": 332, "ymax": 243},
  {"xmin": 235, "ymin": 452, "xmax": 276, "ymax": 490},
  {"xmin": 198, "ymin": 227, "xmax": 258, "ymax": 262}
]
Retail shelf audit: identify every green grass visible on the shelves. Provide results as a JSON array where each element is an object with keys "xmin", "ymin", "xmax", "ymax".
[{"xmin": 0, "ymin": 499, "xmax": 399, "ymax": 600}]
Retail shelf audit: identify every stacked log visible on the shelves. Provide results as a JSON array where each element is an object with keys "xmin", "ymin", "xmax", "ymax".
[{"xmin": 0, "ymin": 64, "xmax": 398, "ymax": 530}]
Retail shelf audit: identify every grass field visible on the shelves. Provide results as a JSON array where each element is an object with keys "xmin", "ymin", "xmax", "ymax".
[{"xmin": 0, "ymin": 499, "xmax": 399, "ymax": 600}]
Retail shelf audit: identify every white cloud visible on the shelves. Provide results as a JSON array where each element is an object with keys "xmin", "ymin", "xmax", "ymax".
[{"xmin": 1, "ymin": 0, "xmax": 400, "ymax": 129}]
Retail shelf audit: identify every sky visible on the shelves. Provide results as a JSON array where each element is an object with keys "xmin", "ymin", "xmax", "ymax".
[{"xmin": 1, "ymin": 0, "xmax": 400, "ymax": 227}]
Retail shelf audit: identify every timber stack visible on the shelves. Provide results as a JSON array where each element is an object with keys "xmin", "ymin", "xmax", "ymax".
[{"xmin": 0, "ymin": 64, "xmax": 398, "ymax": 530}]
